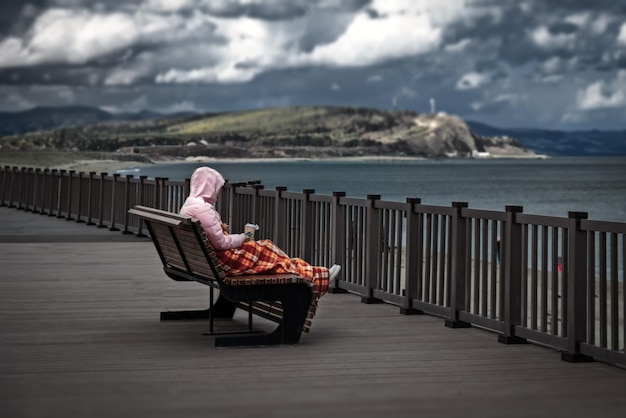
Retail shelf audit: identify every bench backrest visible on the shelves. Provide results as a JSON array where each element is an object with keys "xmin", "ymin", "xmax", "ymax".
[{"xmin": 128, "ymin": 205, "xmax": 226, "ymax": 286}]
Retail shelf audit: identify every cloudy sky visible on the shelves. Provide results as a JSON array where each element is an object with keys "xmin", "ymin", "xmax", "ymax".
[{"xmin": 1, "ymin": 0, "xmax": 625, "ymax": 130}]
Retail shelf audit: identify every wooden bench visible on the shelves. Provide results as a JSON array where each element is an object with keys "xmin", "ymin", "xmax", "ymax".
[{"xmin": 128, "ymin": 205, "xmax": 320, "ymax": 347}]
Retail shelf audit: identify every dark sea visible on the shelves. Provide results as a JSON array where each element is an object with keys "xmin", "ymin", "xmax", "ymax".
[{"xmin": 118, "ymin": 156, "xmax": 626, "ymax": 223}]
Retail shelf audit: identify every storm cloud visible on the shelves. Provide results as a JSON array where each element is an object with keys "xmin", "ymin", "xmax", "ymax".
[{"xmin": 0, "ymin": 0, "xmax": 625, "ymax": 129}]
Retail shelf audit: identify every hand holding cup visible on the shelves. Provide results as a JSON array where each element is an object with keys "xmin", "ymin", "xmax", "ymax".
[{"xmin": 244, "ymin": 223, "xmax": 259, "ymax": 241}]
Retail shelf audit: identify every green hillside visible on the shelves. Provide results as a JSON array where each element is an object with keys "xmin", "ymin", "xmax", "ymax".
[{"xmin": 0, "ymin": 105, "xmax": 534, "ymax": 161}]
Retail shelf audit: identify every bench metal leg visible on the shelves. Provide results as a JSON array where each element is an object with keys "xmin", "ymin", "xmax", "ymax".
[
  {"xmin": 215, "ymin": 284, "xmax": 312, "ymax": 347},
  {"xmin": 160, "ymin": 292, "xmax": 236, "ymax": 320}
]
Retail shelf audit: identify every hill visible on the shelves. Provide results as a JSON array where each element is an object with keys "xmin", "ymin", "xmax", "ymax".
[
  {"xmin": 0, "ymin": 106, "xmax": 536, "ymax": 161},
  {"xmin": 467, "ymin": 121, "xmax": 626, "ymax": 156},
  {"xmin": 0, "ymin": 106, "xmax": 179, "ymax": 137}
]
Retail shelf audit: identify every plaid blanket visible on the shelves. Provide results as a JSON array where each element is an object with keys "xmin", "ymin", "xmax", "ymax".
[{"xmin": 216, "ymin": 239, "xmax": 330, "ymax": 296}]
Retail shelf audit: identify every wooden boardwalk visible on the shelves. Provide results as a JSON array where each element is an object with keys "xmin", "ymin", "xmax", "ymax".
[{"xmin": 1, "ymin": 206, "xmax": 625, "ymax": 418}]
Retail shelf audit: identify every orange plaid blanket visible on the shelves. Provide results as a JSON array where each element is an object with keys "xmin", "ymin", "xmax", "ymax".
[{"xmin": 216, "ymin": 239, "xmax": 330, "ymax": 296}]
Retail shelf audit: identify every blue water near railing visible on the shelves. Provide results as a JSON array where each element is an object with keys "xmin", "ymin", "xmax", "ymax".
[{"xmin": 118, "ymin": 156, "xmax": 626, "ymax": 222}]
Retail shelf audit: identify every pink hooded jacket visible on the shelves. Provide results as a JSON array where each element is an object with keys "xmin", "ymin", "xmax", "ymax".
[{"xmin": 179, "ymin": 167, "xmax": 246, "ymax": 250}]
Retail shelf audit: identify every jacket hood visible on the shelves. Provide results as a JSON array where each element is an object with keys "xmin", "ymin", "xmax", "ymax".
[{"xmin": 188, "ymin": 167, "xmax": 225, "ymax": 203}]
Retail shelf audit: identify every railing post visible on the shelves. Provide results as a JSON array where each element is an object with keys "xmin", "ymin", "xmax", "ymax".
[
  {"xmin": 362, "ymin": 194, "xmax": 383, "ymax": 304},
  {"xmin": 301, "ymin": 189, "xmax": 315, "ymax": 263},
  {"xmin": 401, "ymin": 197, "xmax": 423, "ymax": 314},
  {"xmin": 216, "ymin": 180, "xmax": 230, "ymax": 220},
  {"xmin": 329, "ymin": 191, "xmax": 347, "ymax": 294},
  {"xmin": 252, "ymin": 184, "xmax": 264, "ymax": 224},
  {"xmin": 48, "ymin": 169, "xmax": 58, "ymax": 216},
  {"xmin": 152, "ymin": 177, "xmax": 161, "ymax": 210},
  {"xmin": 109, "ymin": 173, "xmax": 120, "ymax": 231},
  {"xmin": 32, "ymin": 168, "xmax": 41, "ymax": 214},
  {"xmin": 159, "ymin": 178, "xmax": 169, "ymax": 210},
  {"xmin": 122, "ymin": 174, "xmax": 133, "ymax": 234},
  {"xmin": 23, "ymin": 167, "xmax": 33, "ymax": 212},
  {"xmin": 184, "ymin": 177, "xmax": 191, "ymax": 208},
  {"xmin": 499, "ymin": 205, "xmax": 527, "ymax": 344},
  {"xmin": 75, "ymin": 172, "xmax": 85, "ymax": 223},
  {"xmin": 17, "ymin": 167, "xmax": 26, "ymax": 210},
  {"xmin": 136, "ymin": 176, "xmax": 148, "ymax": 237},
  {"xmin": 56, "ymin": 170, "xmax": 66, "ymax": 218},
  {"xmin": 39, "ymin": 169, "xmax": 50, "ymax": 215},
  {"xmin": 97, "ymin": 173, "xmax": 107, "ymax": 228},
  {"xmin": 445, "ymin": 201, "xmax": 470, "ymax": 328},
  {"xmin": 65, "ymin": 170, "xmax": 75, "ymax": 220},
  {"xmin": 562, "ymin": 211, "xmax": 593, "ymax": 362},
  {"xmin": 273, "ymin": 187, "xmax": 288, "ymax": 248},
  {"xmin": 86, "ymin": 172, "xmax": 96, "ymax": 225},
  {"xmin": 8, "ymin": 166, "xmax": 19, "ymax": 208},
  {"xmin": 0, "ymin": 166, "xmax": 9, "ymax": 207}
]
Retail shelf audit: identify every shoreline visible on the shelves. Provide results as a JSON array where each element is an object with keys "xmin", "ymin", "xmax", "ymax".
[
  {"xmin": 1, "ymin": 152, "xmax": 550, "ymax": 176},
  {"xmin": 60, "ymin": 154, "xmax": 551, "ymax": 174}
]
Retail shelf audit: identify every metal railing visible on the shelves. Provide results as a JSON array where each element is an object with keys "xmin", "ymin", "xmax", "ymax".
[{"xmin": 1, "ymin": 165, "xmax": 624, "ymax": 368}]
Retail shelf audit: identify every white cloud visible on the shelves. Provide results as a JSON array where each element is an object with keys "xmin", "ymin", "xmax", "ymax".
[
  {"xmin": 470, "ymin": 101, "xmax": 484, "ymax": 111},
  {"xmin": 542, "ymin": 57, "xmax": 562, "ymax": 74},
  {"xmin": 445, "ymin": 38, "xmax": 471, "ymax": 53},
  {"xmin": 28, "ymin": 9, "xmax": 138, "ymax": 65},
  {"xmin": 156, "ymin": 66, "xmax": 259, "ymax": 83},
  {"xmin": 155, "ymin": 1, "xmax": 464, "ymax": 84},
  {"xmin": 143, "ymin": 0, "xmax": 195, "ymax": 13},
  {"xmin": 159, "ymin": 100, "xmax": 199, "ymax": 113},
  {"xmin": 0, "ymin": 7, "xmax": 206, "ymax": 69},
  {"xmin": 456, "ymin": 72, "xmax": 490, "ymax": 90},
  {"xmin": 618, "ymin": 23, "xmax": 626, "ymax": 45},
  {"xmin": 0, "ymin": 0, "xmax": 472, "ymax": 86},
  {"xmin": 577, "ymin": 71, "xmax": 626, "ymax": 110},
  {"xmin": 530, "ymin": 26, "xmax": 576, "ymax": 50},
  {"xmin": 156, "ymin": 16, "xmax": 295, "ymax": 83},
  {"xmin": 105, "ymin": 67, "xmax": 149, "ymax": 86},
  {"xmin": 296, "ymin": 9, "xmax": 442, "ymax": 67}
]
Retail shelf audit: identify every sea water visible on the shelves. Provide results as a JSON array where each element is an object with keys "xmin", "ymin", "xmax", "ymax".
[{"xmin": 118, "ymin": 156, "xmax": 626, "ymax": 222}]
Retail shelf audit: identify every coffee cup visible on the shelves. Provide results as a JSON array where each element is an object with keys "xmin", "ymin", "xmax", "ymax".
[{"xmin": 244, "ymin": 223, "xmax": 259, "ymax": 240}]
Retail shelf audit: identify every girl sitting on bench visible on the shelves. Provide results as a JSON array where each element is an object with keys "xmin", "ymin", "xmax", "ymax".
[{"xmin": 180, "ymin": 166, "xmax": 341, "ymax": 296}]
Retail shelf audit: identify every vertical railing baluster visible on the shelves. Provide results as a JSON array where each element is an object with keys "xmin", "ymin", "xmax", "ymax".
[
  {"xmin": 587, "ymin": 231, "xmax": 596, "ymax": 344},
  {"xmin": 551, "ymin": 226, "xmax": 559, "ymax": 334},
  {"xmin": 540, "ymin": 226, "xmax": 549, "ymax": 332},
  {"xmin": 610, "ymin": 232, "xmax": 618, "ymax": 351}
]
